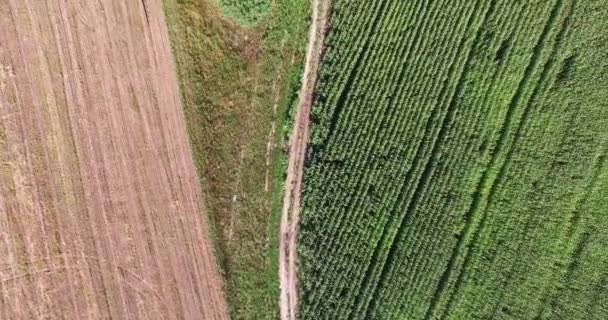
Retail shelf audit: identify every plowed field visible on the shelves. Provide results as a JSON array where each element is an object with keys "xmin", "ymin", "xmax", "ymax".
[{"xmin": 0, "ymin": 0, "xmax": 227, "ymax": 318}]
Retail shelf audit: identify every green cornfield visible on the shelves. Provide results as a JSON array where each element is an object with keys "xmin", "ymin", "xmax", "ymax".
[{"xmin": 298, "ymin": 0, "xmax": 608, "ymax": 319}]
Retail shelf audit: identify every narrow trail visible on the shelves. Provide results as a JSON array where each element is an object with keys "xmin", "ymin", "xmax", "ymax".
[{"xmin": 278, "ymin": 0, "xmax": 330, "ymax": 319}]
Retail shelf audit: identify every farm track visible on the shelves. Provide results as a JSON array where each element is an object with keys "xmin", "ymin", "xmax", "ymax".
[
  {"xmin": 0, "ymin": 0, "xmax": 227, "ymax": 319},
  {"xmin": 278, "ymin": 0, "xmax": 330, "ymax": 319}
]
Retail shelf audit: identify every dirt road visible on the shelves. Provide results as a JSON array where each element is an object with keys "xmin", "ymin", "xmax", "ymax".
[
  {"xmin": 0, "ymin": 0, "xmax": 227, "ymax": 319},
  {"xmin": 278, "ymin": 0, "xmax": 330, "ymax": 319}
]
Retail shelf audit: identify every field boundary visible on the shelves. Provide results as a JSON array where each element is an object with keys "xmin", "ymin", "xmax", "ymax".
[{"xmin": 278, "ymin": 0, "xmax": 331, "ymax": 319}]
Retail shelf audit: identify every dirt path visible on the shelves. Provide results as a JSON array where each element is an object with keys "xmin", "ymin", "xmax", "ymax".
[
  {"xmin": 0, "ymin": 0, "xmax": 227, "ymax": 318},
  {"xmin": 278, "ymin": 0, "xmax": 330, "ymax": 319}
]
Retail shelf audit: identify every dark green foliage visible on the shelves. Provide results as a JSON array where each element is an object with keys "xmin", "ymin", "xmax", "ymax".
[{"xmin": 299, "ymin": 0, "xmax": 608, "ymax": 319}]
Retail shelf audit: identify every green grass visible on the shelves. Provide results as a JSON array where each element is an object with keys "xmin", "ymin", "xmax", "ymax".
[
  {"xmin": 218, "ymin": 0, "xmax": 271, "ymax": 26},
  {"xmin": 299, "ymin": 0, "xmax": 608, "ymax": 319},
  {"xmin": 162, "ymin": 0, "xmax": 308, "ymax": 318}
]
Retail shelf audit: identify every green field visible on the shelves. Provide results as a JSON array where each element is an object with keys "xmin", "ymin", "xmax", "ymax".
[
  {"xmin": 162, "ymin": 0, "xmax": 308, "ymax": 318},
  {"xmin": 299, "ymin": 0, "xmax": 608, "ymax": 319},
  {"xmin": 218, "ymin": 0, "xmax": 271, "ymax": 26}
]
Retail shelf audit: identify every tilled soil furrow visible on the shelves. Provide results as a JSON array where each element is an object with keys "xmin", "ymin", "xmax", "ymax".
[{"xmin": 0, "ymin": 0, "xmax": 228, "ymax": 318}]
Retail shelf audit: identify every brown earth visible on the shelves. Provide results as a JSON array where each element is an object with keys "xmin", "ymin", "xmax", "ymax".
[
  {"xmin": 278, "ymin": 0, "xmax": 330, "ymax": 319},
  {"xmin": 0, "ymin": 0, "xmax": 227, "ymax": 319}
]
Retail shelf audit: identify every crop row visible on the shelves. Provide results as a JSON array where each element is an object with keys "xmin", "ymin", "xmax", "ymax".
[{"xmin": 298, "ymin": 0, "xmax": 604, "ymax": 319}]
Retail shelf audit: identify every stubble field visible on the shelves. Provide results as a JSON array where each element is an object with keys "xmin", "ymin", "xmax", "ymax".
[{"xmin": 0, "ymin": 0, "xmax": 226, "ymax": 318}]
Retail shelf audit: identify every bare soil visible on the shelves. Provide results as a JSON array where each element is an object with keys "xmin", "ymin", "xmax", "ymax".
[
  {"xmin": 0, "ymin": 0, "xmax": 227, "ymax": 319},
  {"xmin": 278, "ymin": 0, "xmax": 330, "ymax": 319}
]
